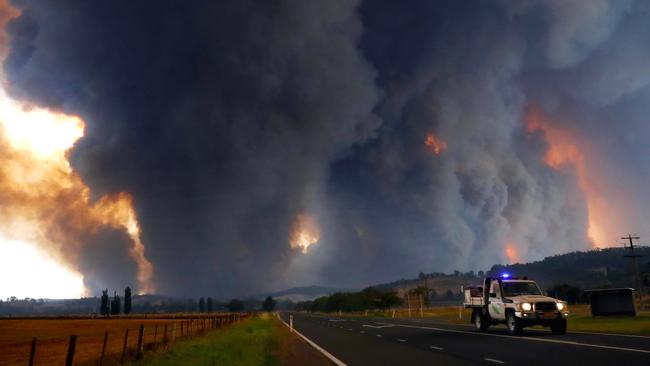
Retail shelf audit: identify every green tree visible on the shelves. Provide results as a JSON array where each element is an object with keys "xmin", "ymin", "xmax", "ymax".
[
  {"xmin": 262, "ymin": 296, "xmax": 276, "ymax": 311},
  {"xmin": 100, "ymin": 289, "xmax": 110, "ymax": 316},
  {"xmin": 444, "ymin": 289, "xmax": 454, "ymax": 300},
  {"xmin": 199, "ymin": 297, "xmax": 206, "ymax": 313},
  {"xmin": 227, "ymin": 299, "xmax": 244, "ymax": 312},
  {"xmin": 111, "ymin": 291, "xmax": 121, "ymax": 315},
  {"xmin": 379, "ymin": 291, "xmax": 402, "ymax": 309},
  {"xmin": 547, "ymin": 284, "xmax": 583, "ymax": 304},
  {"xmin": 124, "ymin": 287, "xmax": 132, "ymax": 314}
]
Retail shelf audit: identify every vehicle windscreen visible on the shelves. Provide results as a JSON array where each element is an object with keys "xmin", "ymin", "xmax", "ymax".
[{"xmin": 502, "ymin": 282, "xmax": 542, "ymax": 296}]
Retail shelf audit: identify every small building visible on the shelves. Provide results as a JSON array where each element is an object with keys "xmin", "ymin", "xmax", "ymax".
[{"xmin": 584, "ymin": 288, "xmax": 637, "ymax": 316}]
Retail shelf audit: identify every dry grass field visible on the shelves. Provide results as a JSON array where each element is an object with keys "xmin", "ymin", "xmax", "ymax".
[{"xmin": 0, "ymin": 314, "xmax": 241, "ymax": 366}]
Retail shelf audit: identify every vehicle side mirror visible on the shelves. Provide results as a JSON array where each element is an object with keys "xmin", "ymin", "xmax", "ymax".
[{"xmin": 489, "ymin": 293, "xmax": 496, "ymax": 298}]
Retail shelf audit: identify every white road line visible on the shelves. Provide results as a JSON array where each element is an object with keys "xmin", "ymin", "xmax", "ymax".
[
  {"xmin": 397, "ymin": 338, "xmax": 407, "ymax": 343},
  {"xmin": 278, "ymin": 315, "xmax": 347, "ymax": 366},
  {"xmin": 362, "ymin": 324, "xmax": 395, "ymax": 329},
  {"xmin": 429, "ymin": 346, "xmax": 444, "ymax": 351},
  {"xmin": 376, "ymin": 334, "xmax": 382, "ymax": 337},
  {"xmin": 392, "ymin": 324, "xmax": 650, "ymax": 354},
  {"xmin": 569, "ymin": 330, "xmax": 650, "ymax": 339},
  {"xmin": 380, "ymin": 319, "xmax": 650, "ymax": 339},
  {"xmin": 484, "ymin": 358, "xmax": 505, "ymax": 364}
]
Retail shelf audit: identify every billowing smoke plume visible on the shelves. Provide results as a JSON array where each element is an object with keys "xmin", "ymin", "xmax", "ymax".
[{"xmin": 4, "ymin": 0, "xmax": 650, "ymax": 296}]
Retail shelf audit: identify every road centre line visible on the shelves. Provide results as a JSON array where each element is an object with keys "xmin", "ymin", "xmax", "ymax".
[
  {"xmin": 381, "ymin": 323, "xmax": 650, "ymax": 354},
  {"xmin": 429, "ymin": 345, "xmax": 444, "ymax": 351},
  {"xmin": 362, "ymin": 324, "xmax": 395, "ymax": 329},
  {"xmin": 484, "ymin": 358, "xmax": 505, "ymax": 364},
  {"xmin": 397, "ymin": 338, "xmax": 407, "ymax": 342}
]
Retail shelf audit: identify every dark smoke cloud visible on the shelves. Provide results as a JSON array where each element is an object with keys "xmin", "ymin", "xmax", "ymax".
[{"xmin": 5, "ymin": 0, "xmax": 650, "ymax": 296}]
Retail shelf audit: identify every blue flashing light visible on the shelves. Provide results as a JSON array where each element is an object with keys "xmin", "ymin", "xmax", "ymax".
[{"xmin": 501, "ymin": 273, "xmax": 511, "ymax": 279}]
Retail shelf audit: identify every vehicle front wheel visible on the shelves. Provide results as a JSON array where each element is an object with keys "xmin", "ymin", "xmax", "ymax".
[
  {"xmin": 506, "ymin": 312, "xmax": 523, "ymax": 335},
  {"xmin": 551, "ymin": 318, "xmax": 567, "ymax": 335},
  {"xmin": 473, "ymin": 311, "xmax": 490, "ymax": 332}
]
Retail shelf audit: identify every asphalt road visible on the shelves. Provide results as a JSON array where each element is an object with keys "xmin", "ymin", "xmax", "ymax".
[{"xmin": 279, "ymin": 312, "xmax": 650, "ymax": 366}]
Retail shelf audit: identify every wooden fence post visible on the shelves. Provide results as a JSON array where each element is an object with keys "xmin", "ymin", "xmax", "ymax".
[
  {"xmin": 65, "ymin": 335, "xmax": 77, "ymax": 366},
  {"xmin": 136, "ymin": 325, "xmax": 144, "ymax": 359},
  {"xmin": 154, "ymin": 324, "xmax": 158, "ymax": 346},
  {"xmin": 28, "ymin": 337, "xmax": 36, "ymax": 366},
  {"xmin": 164, "ymin": 324, "xmax": 168, "ymax": 343},
  {"xmin": 181, "ymin": 321, "xmax": 184, "ymax": 338},
  {"xmin": 99, "ymin": 331, "xmax": 108, "ymax": 366},
  {"xmin": 121, "ymin": 329, "xmax": 129, "ymax": 365},
  {"xmin": 171, "ymin": 322, "xmax": 176, "ymax": 342}
]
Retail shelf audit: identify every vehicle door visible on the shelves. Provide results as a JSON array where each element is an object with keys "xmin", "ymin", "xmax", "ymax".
[{"xmin": 488, "ymin": 281, "xmax": 506, "ymax": 320}]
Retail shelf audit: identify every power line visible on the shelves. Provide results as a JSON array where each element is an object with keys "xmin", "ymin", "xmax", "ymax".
[{"xmin": 621, "ymin": 234, "xmax": 645, "ymax": 310}]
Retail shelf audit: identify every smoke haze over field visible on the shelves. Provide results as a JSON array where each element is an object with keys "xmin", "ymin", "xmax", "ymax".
[{"xmin": 3, "ymin": 0, "xmax": 650, "ymax": 297}]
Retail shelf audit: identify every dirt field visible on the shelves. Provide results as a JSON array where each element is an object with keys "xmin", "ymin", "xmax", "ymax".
[{"xmin": 0, "ymin": 315, "xmax": 240, "ymax": 366}]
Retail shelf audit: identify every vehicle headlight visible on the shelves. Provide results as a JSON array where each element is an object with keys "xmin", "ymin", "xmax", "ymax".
[
  {"xmin": 521, "ymin": 302, "xmax": 532, "ymax": 311},
  {"xmin": 556, "ymin": 302, "xmax": 564, "ymax": 310}
]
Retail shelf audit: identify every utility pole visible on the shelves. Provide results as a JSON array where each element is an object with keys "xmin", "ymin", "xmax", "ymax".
[{"xmin": 622, "ymin": 234, "xmax": 644, "ymax": 309}]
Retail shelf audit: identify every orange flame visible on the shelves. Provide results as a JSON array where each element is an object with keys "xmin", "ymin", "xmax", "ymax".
[
  {"xmin": 525, "ymin": 105, "xmax": 606, "ymax": 247},
  {"xmin": 505, "ymin": 243, "xmax": 520, "ymax": 264},
  {"xmin": 289, "ymin": 214, "xmax": 320, "ymax": 254},
  {"xmin": 424, "ymin": 133, "xmax": 447, "ymax": 155},
  {"xmin": 0, "ymin": 1, "xmax": 154, "ymax": 297}
]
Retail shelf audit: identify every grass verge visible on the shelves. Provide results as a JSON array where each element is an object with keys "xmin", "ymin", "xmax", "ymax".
[
  {"xmin": 326, "ymin": 304, "xmax": 650, "ymax": 336},
  {"xmin": 131, "ymin": 314, "xmax": 277, "ymax": 366}
]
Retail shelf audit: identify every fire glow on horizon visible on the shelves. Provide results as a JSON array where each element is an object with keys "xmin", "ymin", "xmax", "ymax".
[{"xmin": 0, "ymin": 0, "xmax": 154, "ymax": 299}]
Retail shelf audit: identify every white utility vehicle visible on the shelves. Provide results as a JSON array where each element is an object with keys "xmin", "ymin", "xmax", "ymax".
[{"xmin": 464, "ymin": 274, "xmax": 569, "ymax": 335}]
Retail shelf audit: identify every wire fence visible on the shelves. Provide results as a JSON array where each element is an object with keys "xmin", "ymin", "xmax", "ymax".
[{"xmin": 0, "ymin": 313, "xmax": 248, "ymax": 366}]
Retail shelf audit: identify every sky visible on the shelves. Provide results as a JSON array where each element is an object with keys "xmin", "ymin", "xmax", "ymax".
[{"xmin": 1, "ymin": 0, "xmax": 650, "ymax": 299}]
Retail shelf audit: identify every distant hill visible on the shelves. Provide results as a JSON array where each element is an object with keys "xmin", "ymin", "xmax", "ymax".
[
  {"xmin": 256, "ymin": 285, "xmax": 355, "ymax": 302},
  {"xmin": 487, "ymin": 246, "xmax": 650, "ymax": 290},
  {"xmin": 369, "ymin": 246, "xmax": 650, "ymax": 299}
]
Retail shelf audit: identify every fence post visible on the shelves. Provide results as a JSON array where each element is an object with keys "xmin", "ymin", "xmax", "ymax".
[
  {"xmin": 171, "ymin": 322, "xmax": 176, "ymax": 342},
  {"xmin": 99, "ymin": 331, "xmax": 108, "ymax": 366},
  {"xmin": 181, "ymin": 321, "xmax": 184, "ymax": 338},
  {"xmin": 163, "ymin": 324, "xmax": 168, "ymax": 343},
  {"xmin": 289, "ymin": 315, "xmax": 293, "ymax": 332},
  {"xmin": 154, "ymin": 324, "xmax": 158, "ymax": 346},
  {"xmin": 65, "ymin": 335, "xmax": 77, "ymax": 366},
  {"xmin": 121, "ymin": 329, "xmax": 129, "ymax": 365},
  {"xmin": 136, "ymin": 325, "xmax": 144, "ymax": 359},
  {"xmin": 28, "ymin": 337, "xmax": 36, "ymax": 366}
]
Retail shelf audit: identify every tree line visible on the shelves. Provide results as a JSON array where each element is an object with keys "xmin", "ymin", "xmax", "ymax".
[
  {"xmin": 293, "ymin": 287, "xmax": 402, "ymax": 313},
  {"xmin": 98, "ymin": 286, "xmax": 279, "ymax": 315},
  {"xmin": 100, "ymin": 287, "xmax": 133, "ymax": 316}
]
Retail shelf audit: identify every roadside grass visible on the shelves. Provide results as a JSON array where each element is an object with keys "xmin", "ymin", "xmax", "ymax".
[
  {"xmin": 131, "ymin": 314, "xmax": 277, "ymax": 366},
  {"xmin": 567, "ymin": 307, "xmax": 650, "ymax": 335},
  {"xmin": 323, "ymin": 304, "xmax": 650, "ymax": 336}
]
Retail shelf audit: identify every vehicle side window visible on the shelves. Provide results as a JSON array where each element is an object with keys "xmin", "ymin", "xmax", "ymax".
[{"xmin": 491, "ymin": 283, "xmax": 501, "ymax": 299}]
